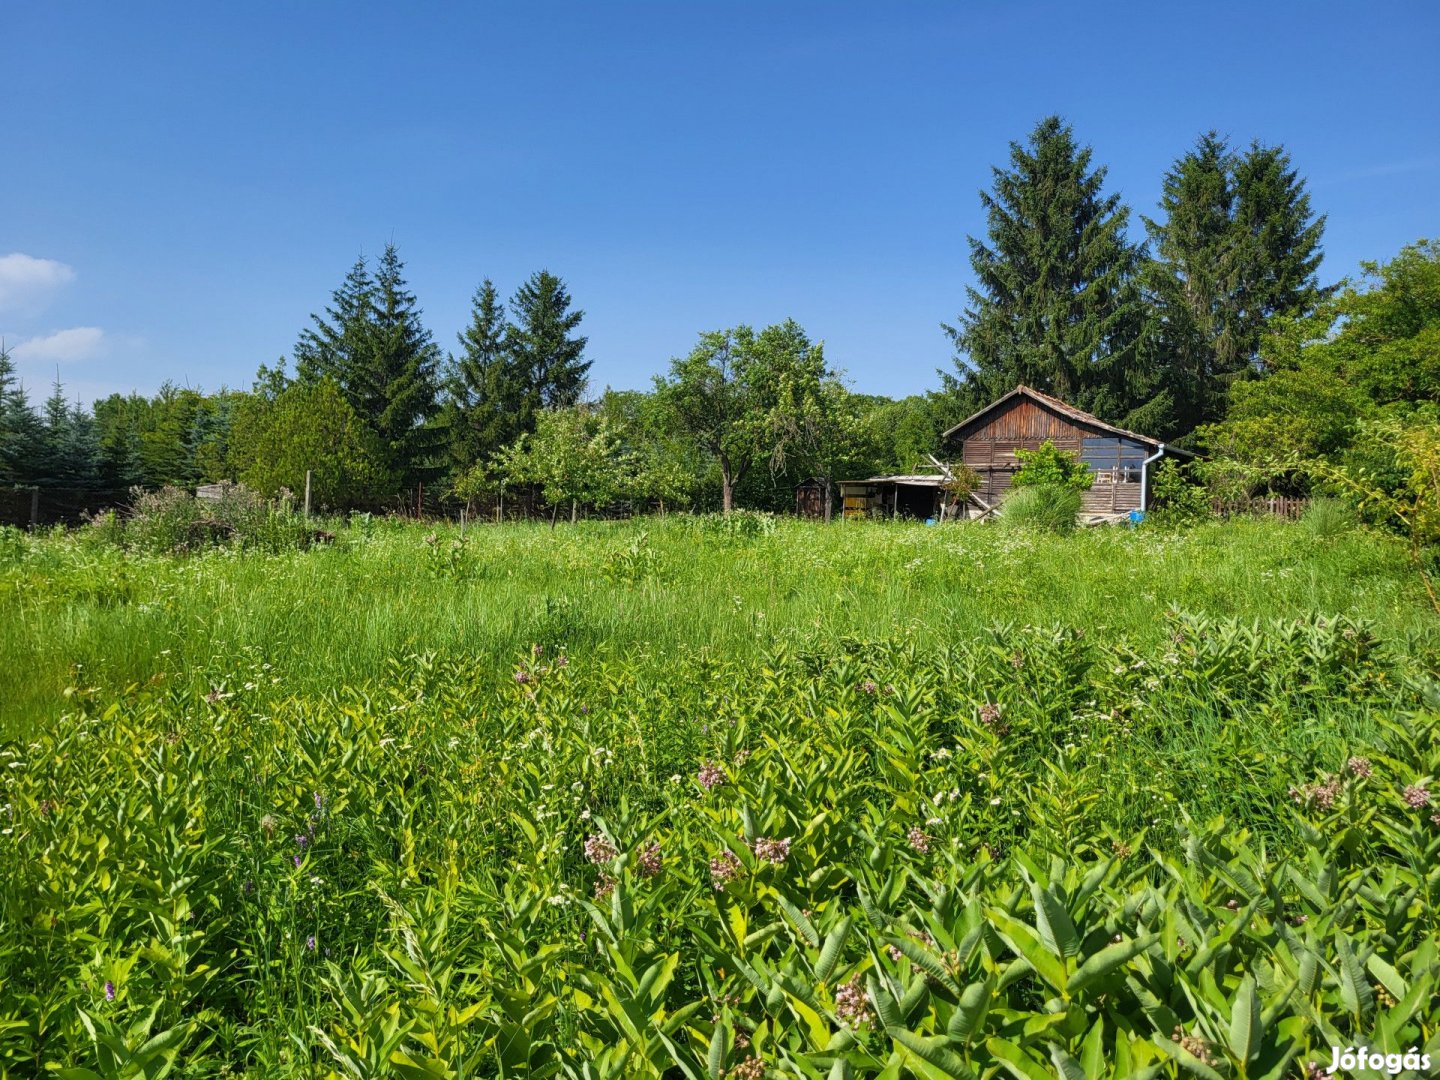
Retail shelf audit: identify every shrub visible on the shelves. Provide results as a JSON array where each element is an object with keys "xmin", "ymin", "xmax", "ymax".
[
  {"xmin": 1012, "ymin": 439, "xmax": 1094, "ymax": 491},
  {"xmin": 696, "ymin": 509, "xmax": 777, "ymax": 540},
  {"xmin": 117, "ymin": 483, "xmax": 314, "ymax": 554},
  {"xmin": 1147, "ymin": 459, "xmax": 1212, "ymax": 528},
  {"xmin": 1001, "ymin": 482, "xmax": 1081, "ymax": 533}
]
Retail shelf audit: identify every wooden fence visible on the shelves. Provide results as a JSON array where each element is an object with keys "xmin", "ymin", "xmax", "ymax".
[{"xmin": 1212, "ymin": 495, "xmax": 1310, "ymax": 519}]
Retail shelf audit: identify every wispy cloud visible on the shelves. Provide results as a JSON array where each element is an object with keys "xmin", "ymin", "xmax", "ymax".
[
  {"xmin": 11, "ymin": 326, "xmax": 107, "ymax": 364},
  {"xmin": 0, "ymin": 253, "xmax": 76, "ymax": 311}
]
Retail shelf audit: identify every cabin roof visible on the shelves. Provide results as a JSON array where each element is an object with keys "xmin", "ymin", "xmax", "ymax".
[{"xmin": 941, "ymin": 385, "xmax": 1192, "ymax": 454}]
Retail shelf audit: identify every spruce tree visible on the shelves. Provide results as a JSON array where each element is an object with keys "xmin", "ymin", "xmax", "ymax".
[
  {"xmin": 290, "ymin": 245, "xmax": 444, "ymax": 490},
  {"xmin": 1142, "ymin": 134, "xmax": 1326, "ymax": 436},
  {"xmin": 945, "ymin": 116, "xmax": 1144, "ymax": 419},
  {"xmin": 509, "ymin": 271, "xmax": 589, "ymax": 411},
  {"xmin": 445, "ymin": 278, "xmax": 522, "ymax": 468},
  {"xmin": 0, "ymin": 346, "xmax": 27, "ymax": 484},
  {"xmin": 367, "ymin": 244, "xmax": 445, "ymax": 488}
]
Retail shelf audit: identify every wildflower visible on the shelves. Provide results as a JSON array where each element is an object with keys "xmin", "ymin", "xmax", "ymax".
[
  {"xmin": 979, "ymin": 702, "xmax": 1002, "ymax": 725},
  {"xmin": 554, "ymin": 654, "xmax": 569, "ymax": 668},
  {"xmin": 1291, "ymin": 913, "xmax": 1308, "ymax": 926},
  {"xmin": 859, "ymin": 680, "xmax": 878, "ymax": 695},
  {"xmin": 532, "ymin": 643, "xmax": 544, "ymax": 658},
  {"xmin": 514, "ymin": 670, "xmax": 531, "ymax": 685},
  {"xmin": 314, "ymin": 791, "xmax": 325, "ymax": 809},
  {"xmin": 1346, "ymin": 756, "xmax": 1372, "ymax": 778},
  {"xmin": 886, "ymin": 944, "xmax": 903, "ymax": 961},
  {"xmin": 1403, "ymin": 783, "xmax": 1431, "ymax": 808},
  {"xmin": 1225, "ymin": 899, "xmax": 1240, "ymax": 911},
  {"xmin": 751, "ymin": 837, "xmax": 790, "ymax": 864},
  {"xmin": 259, "ymin": 814, "xmax": 277, "ymax": 837},
  {"xmin": 593, "ymin": 873, "xmax": 616, "ymax": 900},
  {"xmin": 583, "ymin": 834, "xmax": 618, "ymax": 864},
  {"xmin": 733, "ymin": 1030, "xmax": 751, "ymax": 1051},
  {"xmin": 636, "ymin": 841, "xmax": 663, "ymax": 878},
  {"xmin": 733, "ymin": 748, "xmax": 751, "ymax": 766},
  {"xmin": 292, "ymin": 854, "xmax": 302, "ymax": 867},
  {"xmin": 104, "ymin": 981, "xmax": 115, "ymax": 1002},
  {"xmin": 906, "ymin": 827, "xmax": 931, "ymax": 854},
  {"xmin": 1110, "ymin": 840, "xmax": 1132, "ymax": 858},
  {"xmin": 833, "ymin": 974, "xmax": 873, "ymax": 1026},
  {"xmin": 1008, "ymin": 651, "xmax": 1025, "ymax": 670},
  {"xmin": 295, "ymin": 834, "xmax": 309, "ymax": 848},
  {"xmin": 697, "ymin": 763, "xmax": 726, "ymax": 790},
  {"xmin": 726, "ymin": 1057, "xmax": 766, "ymax": 1080},
  {"xmin": 709, "ymin": 850, "xmax": 743, "ymax": 890},
  {"xmin": 1170, "ymin": 1027, "xmax": 1218, "ymax": 1067},
  {"xmin": 205, "ymin": 688, "xmax": 222, "ymax": 704},
  {"xmin": 305, "ymin": 935, "xmax": 316, "ymax": 951}
]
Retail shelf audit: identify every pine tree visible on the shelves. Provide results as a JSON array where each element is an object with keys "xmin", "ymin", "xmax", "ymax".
[
  {"xmin": 367, "ymin": 244, "xmax": 445, "ymax": 488},
  {"xmin": 1142, "ymin": 134, "xmax": 1326, "ymax": 436},
  {"xmin": 508, "ymin": 271, "xmax": 589, "ymax": 411},
  {"xmin": 0, "ymin": 346, "xmax": 28, "ymax": 484},
  {"xmin": 445, "ymin": 278, "xmax": 520, "ymax": 468},
  {"xmin": 290, "ymin": 245, "xmax": 444, "ymax": 490},
  {"xmin": 294, "ymin": 257, "xmax": 375, "ymax": 389},
  {"xmin": 944, "ymin": 116, "xmax": 1145, "ymax": 419}
]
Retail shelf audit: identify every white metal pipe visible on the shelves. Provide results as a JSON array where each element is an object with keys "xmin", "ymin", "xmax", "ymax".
[{"xmin": 1139, "ymin": 443, "xmax": 1166, "ymax": 512}]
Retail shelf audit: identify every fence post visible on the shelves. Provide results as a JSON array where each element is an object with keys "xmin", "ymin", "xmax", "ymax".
[
  {"xmin": 303, "ymin": 470, "xmax": 312, "ymax": 519},
  {"xmin": 30, "ymin": 487, "xmax": 40, "ymax": 527}
]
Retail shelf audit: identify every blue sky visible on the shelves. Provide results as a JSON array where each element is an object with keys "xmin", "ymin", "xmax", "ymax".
[{"xmin": 3, "ymin": 1, "xmax": 1437, "ymax": 406}]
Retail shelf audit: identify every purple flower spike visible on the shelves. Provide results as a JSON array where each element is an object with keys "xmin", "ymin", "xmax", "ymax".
[{"xmin": 104, "ymin": 981, "xmax": 115, "ymax": 1002}]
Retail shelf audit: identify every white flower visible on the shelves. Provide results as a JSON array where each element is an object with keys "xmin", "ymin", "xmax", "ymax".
[
  {"xmin": 989, "ymin": 797, "xmax": 1002, "ymax": 806},
  {"xmin": 580, "ymin": 809, "xmax": 591, "ymax": 820}
]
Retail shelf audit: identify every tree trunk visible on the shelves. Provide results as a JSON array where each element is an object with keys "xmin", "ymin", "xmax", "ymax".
[
  {"xmin": 721, "ymin": 475, "xmax": 733, "ymax": 513},
  {"xmin": 550, "ymin": 503, "xmax": 559, "ymax": 529},
  {"xmin": 571, "ymin": 499, "xmax": 578, "ymax": 524},
  {"xmin": 822, "ymin": 475, "xmax": 832, "ymax": 523}
]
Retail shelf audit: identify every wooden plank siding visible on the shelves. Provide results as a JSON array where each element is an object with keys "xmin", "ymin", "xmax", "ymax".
[{"xmin": 954, "ymin": 396, "xmax": 1147, "ymax": 514}]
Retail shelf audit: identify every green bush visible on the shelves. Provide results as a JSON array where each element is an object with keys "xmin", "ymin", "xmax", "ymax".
[
  {"xmin": 1001, "ymin": 482, "xmax": 1081, "ymax": 533},
  {"xmin": 1012, "ymin": 439, "xmax": 1094, "ymax": 491},
  {"xmin": 117, "ymin": 483, "xmax": 314, "ymax": 554},
  {"xmin": 1147, "ymin": 459, "xmax": 1213, "ymax": 529}
]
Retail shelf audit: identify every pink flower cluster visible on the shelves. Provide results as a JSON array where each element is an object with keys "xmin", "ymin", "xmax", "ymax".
[
  {"xmin": 725, "ymin": 1057, "xmax": 766, "ymax": 1080},
  {"xmin": 583, "ymin": 834, "xmax": 618, "ymax": 864},
  {"xmin": 1289, "ymin": 774, "xmax": 1343, "ymax": 811},
  {"xmin": 833, "ymin": 974, "xmax": 873, "ymax": 1026},
  {"xmin": 709, "ymin": 850, "xmax": 743, "ymax": 890},
  {"xmin": 636, "ymin": 841, "xmax": 663, "ymax": 878},
  {"xmin": 979, "ymin": 703, "xmax": 1002, "ymax": 725},
  {"xmin": 751, "ymin": 837, "xmax": 791, "ymax": 864},
  {"xmin": 1346, "ymin": 756, "xmax": 1373, "ymax": 778},
  {"xmin": 698, "ymin": 763, "xmax": 727, "ymax": 790},
  {"xmin": 906, "ymin": 826, "xmax": 931, "ymax": 854},
  {"xmin": 1403, "ymin": 783, "xmax": 1431, "ymax": 809},
  {"xmin": 859, "ymin": 680, "xmax": 878, "ymax": 695}
]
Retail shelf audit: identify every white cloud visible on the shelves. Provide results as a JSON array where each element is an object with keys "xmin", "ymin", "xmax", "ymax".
[
  {"xmin": 11, "ymin": 327, "xmax": 107, "ymax": 364},
  {"xmin": 0, "ymin": 253, "xmax": 76, "ymax": 311}
]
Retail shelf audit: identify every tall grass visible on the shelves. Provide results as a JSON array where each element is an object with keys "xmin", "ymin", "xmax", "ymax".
[{"xmin": 0, "ymin": 515, "xmax": 1432, "ymax": 738}]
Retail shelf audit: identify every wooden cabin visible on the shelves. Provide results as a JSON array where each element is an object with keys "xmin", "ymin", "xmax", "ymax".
[{"xmin": 942, "ymin": 385, "xmax": 1190, "ymax": 516}]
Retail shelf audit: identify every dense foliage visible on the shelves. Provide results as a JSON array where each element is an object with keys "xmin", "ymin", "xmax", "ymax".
[{"xmin": 2, "ymin": 560, "xmax": 1437, "ymax": 1074}]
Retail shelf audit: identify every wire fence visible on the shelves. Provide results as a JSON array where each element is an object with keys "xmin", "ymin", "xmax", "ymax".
[{"xmin": 1, "ymin": 487, "xmax": 134, "ymax": 528}]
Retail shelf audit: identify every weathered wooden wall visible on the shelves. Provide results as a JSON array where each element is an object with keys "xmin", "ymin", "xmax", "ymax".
[{"xmin": 955, "ymin": 398, "xmax": 1147, "ymax": 514}]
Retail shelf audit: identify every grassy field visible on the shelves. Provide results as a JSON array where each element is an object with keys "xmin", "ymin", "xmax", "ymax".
[
  {"xmin": 1, "ymin": 515, "xmax": 1438, "ymax": 1077},
  {"xmin": 1, "ymin": 514, "xmax": 1434, "ymax": 738}
]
